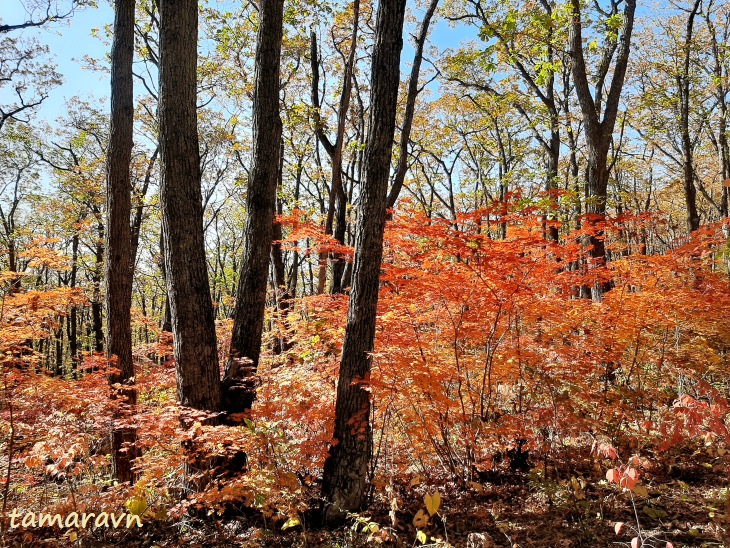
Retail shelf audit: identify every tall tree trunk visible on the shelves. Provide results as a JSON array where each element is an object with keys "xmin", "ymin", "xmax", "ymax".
[
  {"xmin": 106, "ymin": 0, "xmax": 135, "ymax": 393},
  {"xmin": 223, "ymin": 0, "xmax": 284, "ymax": 414},
  {"xmin": 106, "ymin": 0, "xmax": 138, "ymax": 484},
  {"xmin": 718, "ymin": 100, "xmax": 729, "ymax": 218},
  {"xmin": 159, "ymin": 0, "xmax": 221, "ymax": 412},
  {"xmin": 321, "ymin": 0, "xmax": 407, "ymax": 522}
]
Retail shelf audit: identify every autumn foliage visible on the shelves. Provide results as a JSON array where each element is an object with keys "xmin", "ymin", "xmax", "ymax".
[{"xmin": 2, "ymin": 199, "xmax": 730, "ymax": 542}]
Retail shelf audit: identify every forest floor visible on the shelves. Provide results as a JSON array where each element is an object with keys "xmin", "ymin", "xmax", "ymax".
[{"xmin": 4, "ymin": 443, "xmax": 728, "ymax": 548}]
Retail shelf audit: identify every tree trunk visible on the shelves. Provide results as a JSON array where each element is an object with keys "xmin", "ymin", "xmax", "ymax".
[
  {"xmin": 546, "ymin": 124, "xmax": 560, "ymax": 241},
  {"xmin": 703, "ymin": 6, "xmax": 730, "ymax": 217},
  {"xmin": 131, "ymin": 146, "xmax": 158, "ymax": 266},
  {"xmin": 159, "ymin": 0, "xmax": 221, "ymax": 412},
  {"xmin": 68, "ymin": 232, "xmax": 79, "ymax": 375},
  {"xmin": 54, "ymin": 317, "xmax": 64, "ymax": 376},
  {"xmin": 386, "ymin": 0, "xmax": 439, "ymax": 210},
  {"xmin": 679, "ymin": 0, "xmax": 702, "ymax": 232},
  {"xmin": 223, "ymin": 0, "xmax": 284, "ymax": 414},
  {"xmin": 310, "ymin": 4, "xmax": 360, "ymax": 296},
  {"xmin": 158, "ymin": 233, "xmax": 173, "ymax": 332},
  {"xmin": 106, "ymin": 0, "xmax": 138, "ymax": 484},
  {"xmin": 568, "ymin": 0, "xmax": 636, "ymax": 299},
  {"xmin": 7, "ymin": 238, "xmax": 20, "ymax": 293},
  {"xmin": 106, "ymin": 0, "xmax": 135, "ymax": 391},
  {"xmin": 271, "ymin": 142, "xmax": 291, "ymax": 355},
  {"xmin": 330, "ymin": 187, "xmax": 348, "ymax": 293},
  {"xmin": 321, "ymin": 0, "xmax": 407, "ymax": 522},
  {"xmin": 92, "ymin": 234, "xmax": 105, "ymax": 353}
]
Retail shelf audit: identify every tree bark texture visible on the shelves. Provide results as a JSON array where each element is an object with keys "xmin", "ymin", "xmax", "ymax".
[
  {"xmin": 223, "ymin": 0, "xmax": 284, "ymax": 414},
  {"xmin": 321, "ymin": 0, "xmax": 407, "ymax": 522},
  {"xmin": 159, "ymin": 0, "xmax": 221, "ymax": 411},
  {"xmin": 106, "ymin": 0, "xmax": 135, "ymax": 389},
  {"xmin": 106, "ymin": 0, "xmax": 137, "ymax": 484}
]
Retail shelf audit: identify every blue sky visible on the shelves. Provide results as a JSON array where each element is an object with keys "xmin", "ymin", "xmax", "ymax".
[
  {"xmin": 3, "ymin": 1, "xmax": 475, "ymax": 127},
  {"xmin": 4, "ymin": 2, "xmax": 114, "ymax": 123}
]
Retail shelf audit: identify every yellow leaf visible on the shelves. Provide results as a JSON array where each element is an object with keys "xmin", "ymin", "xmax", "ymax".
[
  {"xmin": 281, "ymin": 516, "xmax": 301, "ymax": 530},
  {"xmin": 125, "ymin": 496, "xmax": 148, "ymax": 517},
  {"xmin": 417, "ymin": 530, "xmax": 427, "ymax": 544},
  {"xmin": 424, "ymin": 491, "xmax": 441, "ymax": 516}
]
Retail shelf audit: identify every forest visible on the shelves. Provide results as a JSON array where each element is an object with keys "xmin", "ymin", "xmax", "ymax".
[{"xmin": 1, "ymin": 0, "xmax": 730, "ymax": 545}]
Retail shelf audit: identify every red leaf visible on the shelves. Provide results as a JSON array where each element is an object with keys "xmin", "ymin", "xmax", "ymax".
[{"xmin": 621, "ymin": 475, "xmax": 638, "ymax": 491}]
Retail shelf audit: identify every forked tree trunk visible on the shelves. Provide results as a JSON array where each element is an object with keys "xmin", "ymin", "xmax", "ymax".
[
  {"xmin": 568, "ymin": 0, "xmax": 636, "ymax": 299},
  {"xmin": 309, "ymin": 3, "xmax": 360, "ymax": 296},
  {"xmin": 678, "ymin": 0, "xmax": 702, "ymax": 232},
  {"xmin": 321, "ymin": 0, "xmax": 407, "ymax": 522},
  {"xmin": 159, "ymin": 0, "xmax": 221, "ymax": 412},
  {"xmin": 386, "ymin": 0, "xmax": 439, "ymax": 210}
]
